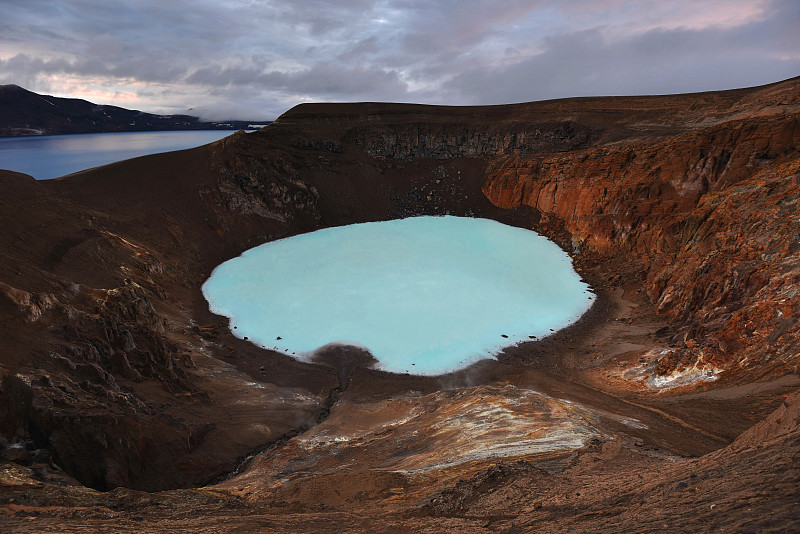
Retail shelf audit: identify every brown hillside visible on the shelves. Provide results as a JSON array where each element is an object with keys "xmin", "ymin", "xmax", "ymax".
[{"xmin": 1, "ymin": 76, "xmax": 799, "ymax": 532}]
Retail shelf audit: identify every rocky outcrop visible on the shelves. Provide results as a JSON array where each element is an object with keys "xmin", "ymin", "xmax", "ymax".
[
  {"xmin": 482, "ymin": 110, "xmax": 800, "ymax": 380},
  {"xmin": 482, "ymin": 117, "xmax": 799, "ymax": 252},
  {"xmin": 346, "ymin": 120, "xmax": 596, "ymax": 159},
  {"xmin": 0, "ymin": 153, "xmax": 330, "ymax": 491},
  {"xmin": 203, "ymin": 132, "xmax": 322, "ymax": 227},
  {"xmin": 0, "ymin": 271, "xmax": 203, "ymax": 490}
]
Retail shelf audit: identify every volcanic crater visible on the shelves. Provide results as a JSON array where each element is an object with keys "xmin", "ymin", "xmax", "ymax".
[{"xmin": 1, "ymin": 77, "xmax": 799, "ymax": 532}]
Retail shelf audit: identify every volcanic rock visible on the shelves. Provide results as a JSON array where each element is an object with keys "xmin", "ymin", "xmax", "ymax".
[{"xmin": 0, "ymin": 76, "xmax": 799, "ymax": 531}]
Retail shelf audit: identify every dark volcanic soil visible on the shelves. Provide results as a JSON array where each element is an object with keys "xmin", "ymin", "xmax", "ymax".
[{"xmin": 1, "ymin": 77, "xmax": 799, "ymax": 532}]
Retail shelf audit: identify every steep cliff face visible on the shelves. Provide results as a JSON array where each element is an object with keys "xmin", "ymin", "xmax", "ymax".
[
  {"xmin": 482, "ymin": 106, "xmax": 800, "ymax": 379},
  {"xmin": 204, "ymin": 132, "xmax": 322, "ymax": 230},
  {"xmin": 272, "ymin": 78, "xmax": 800, "ymax": 381},
  {"xmin": 483, "ymin": 116, "xmax": 799, "ymax": 251},
  {"xmin": 348, "ymin": 120, "xmax": 596, "ymax": 159}
]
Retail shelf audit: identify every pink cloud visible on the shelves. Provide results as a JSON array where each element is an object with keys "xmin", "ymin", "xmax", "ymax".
[{"xmin": 556, "ymin": 0, "xmax": 770, "ymax": 33}]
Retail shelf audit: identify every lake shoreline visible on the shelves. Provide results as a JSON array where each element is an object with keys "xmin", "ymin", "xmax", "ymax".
[
  {"xmin": 0, "ymin": 129, "xmax": 252, "ymax": 179},
  {"xmin": 203, "ymin": 216, "xmax": 596, "ymax": 376}
]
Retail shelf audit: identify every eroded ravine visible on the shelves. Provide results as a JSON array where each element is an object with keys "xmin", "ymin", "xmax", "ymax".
[{"xmin": 211, "ymin": 345, "xmax": 374, "ymax": 485}]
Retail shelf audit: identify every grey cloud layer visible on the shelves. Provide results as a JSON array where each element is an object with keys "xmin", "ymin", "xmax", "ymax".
[
  {"xmin": 447, "ymin": 1, "xmax": 800, "ymax": 104},
  {"xmin": 0, "ymin": 0, "xmax": 797, "ymax": 119}
]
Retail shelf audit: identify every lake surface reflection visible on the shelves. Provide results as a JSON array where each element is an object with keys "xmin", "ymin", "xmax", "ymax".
[{"xmin": 0, "ymin": 130, "xmax": 237, "ymax": 179}]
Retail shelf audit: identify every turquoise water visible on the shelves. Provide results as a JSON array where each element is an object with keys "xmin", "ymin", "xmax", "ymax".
[
  {"xmin": 0, "ymin": 130, "xmax": 236, "ymax": 180},
  {"xmin": 202, "ymin": 216, "xmax": 595, "ymax": 376}
]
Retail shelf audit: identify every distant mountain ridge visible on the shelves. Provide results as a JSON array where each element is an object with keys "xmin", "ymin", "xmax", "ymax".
[{"xmin": 0, "ymin": 84, "xmax": 270, "ymax": 137}]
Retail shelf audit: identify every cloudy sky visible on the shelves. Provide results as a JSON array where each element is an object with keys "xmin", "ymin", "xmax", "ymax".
[{"xmin": 1, "ymin": 0, "xmax": 798, "ymax": 120}]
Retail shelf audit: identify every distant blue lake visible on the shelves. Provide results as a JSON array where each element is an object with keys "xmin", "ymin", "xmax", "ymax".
[{"xmin": 0, "ymin": 130, "xmax": 240, "ymax": 180}]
